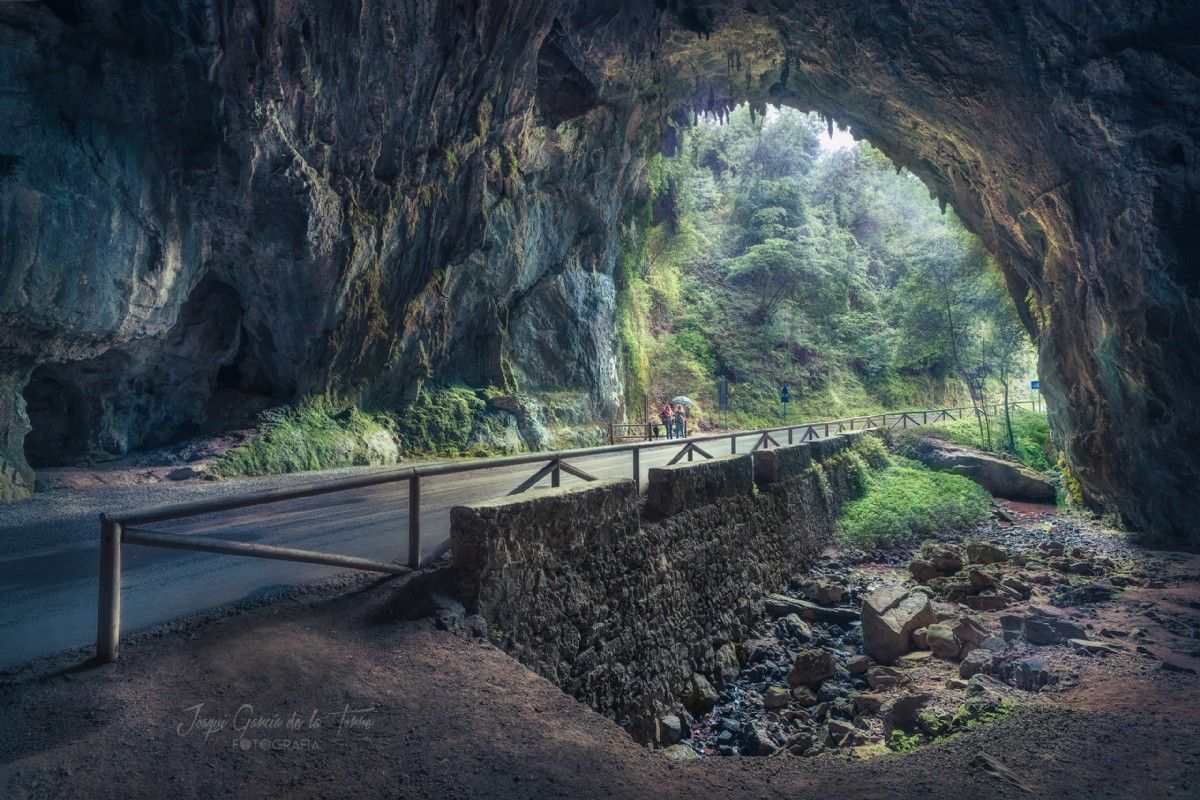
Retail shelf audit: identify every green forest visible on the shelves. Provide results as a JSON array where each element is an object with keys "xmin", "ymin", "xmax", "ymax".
[{"xmin": 617, "ymin": 106, "xmax": 1036, "ymax": 431}]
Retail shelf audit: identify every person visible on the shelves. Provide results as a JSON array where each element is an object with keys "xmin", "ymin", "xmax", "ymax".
[
  {"xmin": 673, "ymin": 404, "xmax": 686, "ymax": 439},
  {"xmin": 660, "ymin": 401, "xmax": 674, "ymax": 439}
]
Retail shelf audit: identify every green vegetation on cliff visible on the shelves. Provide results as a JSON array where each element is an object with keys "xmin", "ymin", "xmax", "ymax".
[
  {"xmin": 836, "ymin": 436, "xmax": 992, "ymax": 549},
  {"xmin": 617, "ymin": 107, "xmax": 1035, "ymax": 429},
  {"xmin": 214, "ymin": 397, "xmax": 399, "ymax": 477},
  {"xmin": 214, "ymin": 386, "xmax": 539, "ymax": 477}
]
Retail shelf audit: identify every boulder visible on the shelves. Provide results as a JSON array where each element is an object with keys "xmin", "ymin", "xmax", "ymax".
[
  {"xmin": 791, "ymin": 687, "xmax": 819, "ymax": 706},
  {"xmin": 866, "ymin": 666, "xmax": 905, "ymax": 690},
  {"xmin": 907, "ymin": 437, "xmax": 1056, "ymax": 502},
  {"xmin": 959, "ymin": 648, "xmax": 993, "ymax": 678},
  {"xmin": 1068, "ymin": 638, "xmax": 1118, "ymax": 655},
  {"xmin": 951, "ymin": 616, "xmax": 991, "ymax": 646},
  {"xmin": 767, "ymin": 593, "xmax": 860, "ymax": 625},
  {"xmin": 861, "ymin": 586, "xmax": 938, "ymax": 664},
  {"xmin": 788, "ymin": 648, "xmax": 836, "ymax": 688},
  {"xmin": 883, "ymin": 692, "xmax": 931, "ymax": 732},
  {"xmin": 657, "ymin": 714, "xmax": 683, "ymax": 745},
  {"xmin": 926, "ymin": 623, "xmax": 962, "ymax": 659},
  {"xmin": 740, "ymin": 723, "xmax": 779, "ymax": 756},
  {"xmin": 762, "ymin": 685, "xmax": 791, "ymax": 710},
  {"xmin": 908, "ymin": 558, "xmax": 941, "ymax": 583},
  {"xmin": 801, "ymin": 578, "xmax": 846, "ymax": 605},
  {"xmin": 662, "ymin": 744, "xmax": 701, "ymax": 762},
  {"xmin": 822, "ymin": 719, "xmax": 858, "ymax": 747},
  {"xmin": 845, "ymin": 654, "xmax": 871, "ymax": 675},
  {"xmin": 964, "ymin": 540, "xmax": 1009, "ymax": 565},
  {"xmin": 911, "ymin": 627, "xmax": 930, "ymax": 650},
  {"xmin": 681, "ymin": 673, "xmax": 718, "ymax": 713},
  {"xmin": 775, "ymin": 613, "xmax": 814, "ymax": 643},
  {"xmin": 961, "ymin": 593, "xmax": 1009, "ymax": 611},
  {"xmin": 916, "ymin": 541, "xmax": 964, "ymax": 574}
]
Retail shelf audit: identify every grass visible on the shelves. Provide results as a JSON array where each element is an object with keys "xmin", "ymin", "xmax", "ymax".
[
  {"xmin": 905, "ymin": 407, "xmax": 1053, "ymax": 472},
  {"xmin": 835, "ymin": 437, "xmax": 992, "ymax": 550},
  {"xmin": 214, "ymin": 397, "xmax": 399, "ymax": 477}
]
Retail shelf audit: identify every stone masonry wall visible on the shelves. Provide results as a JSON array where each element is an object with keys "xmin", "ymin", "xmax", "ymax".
[{"xmin": 450, "ymin": 432, "xmax": 869, "ymax": 740}]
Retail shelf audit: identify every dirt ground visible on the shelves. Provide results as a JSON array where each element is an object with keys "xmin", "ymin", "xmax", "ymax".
[{"xmin": 0, "ymin": 510, "xmax": 1197, "ymax": 800}]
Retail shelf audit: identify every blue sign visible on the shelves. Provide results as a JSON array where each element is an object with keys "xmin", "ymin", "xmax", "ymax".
[
  {"xmin": 780, "ymin": 384, "xmax": 790, "ymax": 404},
  {"xmin": 1030, "ymin": 380, "xmax": 1040, "ymax": 390}
]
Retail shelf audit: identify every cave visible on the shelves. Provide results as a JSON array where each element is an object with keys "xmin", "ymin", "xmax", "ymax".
[
  {"xmin": 0, "ymin": 1, "xmax": 1197, "ymax": 542},
  {"xmin": 22, "ymin": 367, "xmax": 86, "ymax": 467}
]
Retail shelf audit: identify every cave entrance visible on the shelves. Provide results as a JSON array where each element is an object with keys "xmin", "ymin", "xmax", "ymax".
[
  {"xmin": 620, "ymin": 104, "xmax": 1038, "ymax": 449},
  {"xmin": 20, "ymin": 277, "xmax": 270, "ymax": 467},
  {"xmin": 23, "ymin": 366, "xmax": 88, "ymax": 468}
]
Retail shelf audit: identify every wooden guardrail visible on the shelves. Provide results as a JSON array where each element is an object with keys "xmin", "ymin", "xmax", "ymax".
[{"xmin": 95, "ymin": 399, "xmax": 1036, "ymax": 662}]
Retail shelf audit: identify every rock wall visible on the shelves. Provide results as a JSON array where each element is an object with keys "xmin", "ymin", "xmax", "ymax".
[
  {"xmin": 450, "ymin": 434, "xmax": 867, "ymax": 738},
  {"xmin": 1, "ymin": 1, "xmax": 1197, "ymax": 542}
]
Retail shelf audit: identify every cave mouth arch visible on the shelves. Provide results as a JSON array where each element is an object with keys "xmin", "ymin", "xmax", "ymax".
[
  {"xmin": 623, "ymin": 102, "xmax": 1037, "ymax": 441},
  {"xmin": 0, "ymin": 0, "xmax": 1195, "ymax": 543},
  {"xmin": 588, "ymin": 0, "xmax": 1200, "ymax": 544}
]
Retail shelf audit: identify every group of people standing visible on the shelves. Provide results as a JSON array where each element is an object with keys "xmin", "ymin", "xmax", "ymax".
[{"xmin": 659, "ymin": 401, "xmax": 688, "ymax": 439}]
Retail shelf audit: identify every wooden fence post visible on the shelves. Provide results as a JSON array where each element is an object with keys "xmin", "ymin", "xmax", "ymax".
[
  {"xmin": 408, "ymin": 474, "xmax": 421, "ymax": 569},
  {"xmin": 96, "ymin": 516, "xmax": 122, "ymax": 663}
]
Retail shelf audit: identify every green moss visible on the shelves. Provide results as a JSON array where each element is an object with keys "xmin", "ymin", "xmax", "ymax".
[
  {"xmin": 1057, "ymin": 452, "xmax": 1084, "ymax": 507},
  {"xmin": 214, "ymin": 396, "xmax": 398, "ymax": 477},
  {"xmin": 836, "ymin": 453, "xmax": 992, "ymax": 550},
  {"xmin": 889, "ymin": 700, "xmax": 1018, "ymax": 753},
  {"xmin": 214, "ymin": 384, "xmax": 525, "ymax": 478},
  {"xmin": 392, "ymin": 384, "xmax": 509, "ymax": 457}
]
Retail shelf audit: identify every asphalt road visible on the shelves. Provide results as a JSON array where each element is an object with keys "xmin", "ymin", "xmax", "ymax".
[{"xmin": 0, "ymin": 429, "xmax": 808, "ymax": 669}]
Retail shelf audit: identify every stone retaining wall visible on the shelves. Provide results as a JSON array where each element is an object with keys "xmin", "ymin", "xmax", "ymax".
[{"xmin": 450, "ymin": 432, "xmax": 871, "ymax": 740}]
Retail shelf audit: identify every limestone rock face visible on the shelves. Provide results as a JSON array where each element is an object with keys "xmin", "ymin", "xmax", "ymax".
[
  {"xmin": 907, "ymin": 437, "xmax": 1056, "ymax": 502},
  {"xmin": 1, "ymin": 2, "xmax": 1198, "ymax": 543}
]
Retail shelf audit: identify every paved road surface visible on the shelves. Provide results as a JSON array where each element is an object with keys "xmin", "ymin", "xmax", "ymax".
[{"xmin": 0, "ymin": 429, "xmax": 816, "ymax": 669}]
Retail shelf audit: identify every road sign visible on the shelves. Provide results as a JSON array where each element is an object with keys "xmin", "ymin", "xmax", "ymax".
[
  {"xmin": 780, "ymin": 384, "xmax": 790, "ymax": 404},
  {"xmin": 1030, "ymin": 380, "xmax": 1040, "ymax": 390},
  {"xmin": 717, "ymin": 378, "xmax": 730, "ymax": 411}
]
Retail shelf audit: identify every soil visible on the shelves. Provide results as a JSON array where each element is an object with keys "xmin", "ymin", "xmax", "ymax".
[{"xmin": 0, "ymin": 503, "xmax": 1196, "ymax": 799}]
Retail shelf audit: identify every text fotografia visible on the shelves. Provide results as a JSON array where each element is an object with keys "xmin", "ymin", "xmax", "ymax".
[{"xmin": 176, "ymin": 702, "xmax": 377, "ymax": 750}]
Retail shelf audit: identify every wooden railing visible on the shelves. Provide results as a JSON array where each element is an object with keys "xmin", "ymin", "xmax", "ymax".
[{"xmin": 95, "ymin": 398, "xmax": 1037, "ymax": 662}]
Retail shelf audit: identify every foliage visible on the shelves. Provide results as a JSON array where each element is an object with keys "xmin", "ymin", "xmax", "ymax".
[
  {"xmin": 887, "ymin": 730, "xmax": 924, "ymax": 753},
  {"xmin": 836, "ymin": 455, "xmax": 992, "ymax": 550},
  {"xmin": 215, "ymin": 396, "xmax": 399, "ymax": 477},
  {"xmin": 888, "ymin": 700, "xmax": 1018, "ymax": 753},
  {"xmin": 392, "ymin": 384, "xmax": 505, "ymax": 457},
  {"xmin": 215, "ymin": 385, "xmax": 526, "ymax": 477},
  {"xmin": 617, "ymin": 105, "xmax": 1036, "ymax": 428},
  {"xmin": 904, "ymin": 407, "xmax": 1053, "ymax": 472}
]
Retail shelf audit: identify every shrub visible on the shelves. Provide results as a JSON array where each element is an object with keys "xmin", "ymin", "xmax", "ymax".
[
  {"xmin": 836, "ymin": 458, "xmax": 992, "ymax": 549},
  {"xmin": 852, "ymin": 434, "xmax": 892, "ymax": 470}
]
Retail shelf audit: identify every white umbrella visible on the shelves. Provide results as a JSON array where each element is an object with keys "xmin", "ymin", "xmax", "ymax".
[{"xmin": 671, "ymin": 396, "xmax": 696, "ymax": 405}]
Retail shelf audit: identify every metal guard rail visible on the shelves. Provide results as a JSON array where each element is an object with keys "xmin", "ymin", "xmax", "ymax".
[{"xmin": 95, "ymin": 399, "xmax": 1036, "ymax": 662}]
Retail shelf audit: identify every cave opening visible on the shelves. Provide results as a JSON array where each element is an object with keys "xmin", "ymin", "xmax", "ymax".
[
  {"xmin": 23, "ymin": 366, "xmax": 86, "ymax": 468},
  {"xmin": 20, "ymin": 277, "xmax": 267, "ymax": 467},
  {"xmin": 622, "ymin": 104, "xmax": 1038, "ymax": 450}
]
